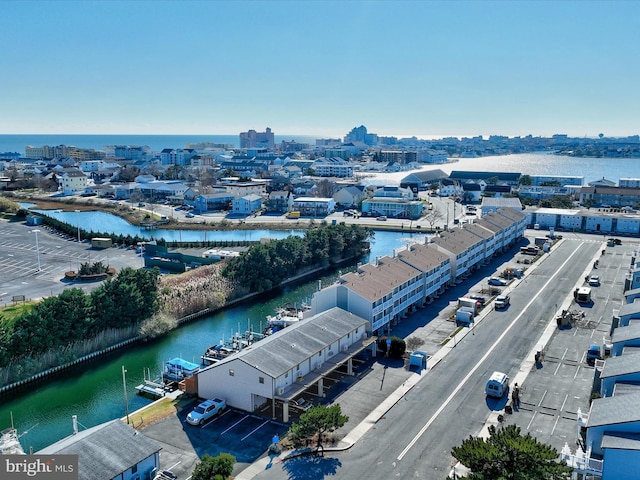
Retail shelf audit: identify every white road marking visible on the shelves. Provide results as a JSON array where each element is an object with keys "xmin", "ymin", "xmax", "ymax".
[{"xmin": 397, "ymin": 242, "xmax": 585, "ymax": 461}]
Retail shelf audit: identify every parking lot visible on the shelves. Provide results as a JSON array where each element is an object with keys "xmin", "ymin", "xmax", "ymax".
[
  {"xmin": 140, "ymin": 400, "xmax": 289, "ymax": 478},
  {"xmin": 0, "ymin": 220, "xmax": 144, "ymax": 303},
  {"xmin": 497, "ymin": 236, "xmax": 631, "ymax": 453}
]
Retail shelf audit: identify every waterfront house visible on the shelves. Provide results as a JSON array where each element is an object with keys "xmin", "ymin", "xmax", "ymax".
[
  {"xmin": 431, "ymin": 227, "xmax": 487, "ymax": 282},
  {"xmin": 265, "ymin": 190, "xmax": 293, "ymax": 213},
  {"xmin": 361, "ymin": 197, "xmax": 423, "ymax": 219},
  {"xmin": 579, "ymin": 186, "xmax": 640, "ymax": 208},
  {"xmin": 291, "ymin": 197, "xmax": 335, "ymax": 217},
  {"xmin": 194, "ymin": 192, "xmax": 234, "ymax": 212},
  {"xmin": 58, "ymin": 168, "xmax": 88, "ymax": 195},
  {"xmin": 232, "ymin": 194, "xmax": 263, "ymax": 216},
  {"xmin": 312, "ymin": 256, "xmax": 425, "ymax": 334},
  {"xmin": 195, "ymin": 307, "xmax": 371, "ymax": 423},
  {"xmin": 310, "ymin": 207, "xmax": 524, "ymax": 333},
  {"xmin": 38, "ymin": 419, "xmax": 162, "ymax": 480},
  {"xmin": 333, "ymin": 185, "xmax": 365, "ymax": 208}
]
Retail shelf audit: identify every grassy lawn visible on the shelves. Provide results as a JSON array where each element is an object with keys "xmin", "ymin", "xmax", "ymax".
[
  {"xmin": 130, "ymin": 395, "xmax": 193, "ymax": 430},
  {"xmin": 0, "ymin": 301, "xmax": 36, "ymax": 322}
]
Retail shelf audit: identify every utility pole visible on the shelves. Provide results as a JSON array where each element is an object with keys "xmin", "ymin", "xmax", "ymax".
[
  {"xmin": 122, "ymin": 365, "xmax": 130, "ymax": 424},
  {"xmin": 31, "ymin": 229, "xmax": 41, "ymax": 271}
]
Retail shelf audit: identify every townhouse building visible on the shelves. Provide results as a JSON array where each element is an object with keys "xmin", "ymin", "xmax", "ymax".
[
  {"xmin": 312, "ymin": 255, "xmax": 425, "ymax": 334},
  {"xmin": 311, "ymin": 208, "xmax": 525, "ymax": 335}
]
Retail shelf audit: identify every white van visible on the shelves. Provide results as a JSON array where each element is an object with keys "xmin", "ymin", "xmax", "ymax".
[{"xmin": 485, "ymin": 371, "xmax": 509, "ymax": 398}]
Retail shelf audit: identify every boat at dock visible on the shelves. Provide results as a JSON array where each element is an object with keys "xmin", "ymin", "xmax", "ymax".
[
  {"xmin": 201, "ymin": 330, "xmax": 267, "ymax": 365},
  {"xmin": 162, "ymin": 357, "xmax": 201, "ymax": 383},
  {"xmin": 1, "ymin": 427, "xmax": 25, "ymax": 455},
  {"xmin": 264, "ymin": 304, "xmax": 310, "ymax": 335},
  {"xmin": 135, "ymin": 368, "xmax": 173, "ymax": 399}
]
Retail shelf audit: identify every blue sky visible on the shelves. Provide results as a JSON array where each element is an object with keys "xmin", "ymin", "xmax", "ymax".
[{"xmin": 2, "ymin": 0, "xmax": 639, "ymax": 138}]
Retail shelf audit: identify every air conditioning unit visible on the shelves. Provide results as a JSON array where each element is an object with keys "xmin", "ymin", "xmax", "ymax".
[{"xmin": 276, "ymin": 387, "xmax": 284, "ymax": 395}]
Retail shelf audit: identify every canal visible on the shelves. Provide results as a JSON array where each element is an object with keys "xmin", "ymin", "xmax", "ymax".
[{"xmin": 1, "ymin": 210, "xmax": 429, "ymax": 452}]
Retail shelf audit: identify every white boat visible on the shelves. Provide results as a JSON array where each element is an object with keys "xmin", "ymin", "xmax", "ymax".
[
  {"xmin": 265, "ymin": 304, "xmax": 310, "ymax": 334},
  {"xmin": 162, "ymin": 357, "xmax": 200, "ymax": 383},
  {"xmin": 0, "ymin": 427, "xmax": 25, "ymax": 455}
]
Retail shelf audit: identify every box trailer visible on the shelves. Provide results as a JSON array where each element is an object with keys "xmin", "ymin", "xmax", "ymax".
[
  {"xmin": 575, "ymin": 287, "xmax": 592, "ymax": 304},
  {"xmin": 91, "ymin": 237, "xmax": 113, "ymax": 249}
]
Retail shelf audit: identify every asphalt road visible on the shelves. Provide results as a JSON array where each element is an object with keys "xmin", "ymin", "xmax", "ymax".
[{"xmin": 248, "ymin": 234, "xmax": 630, "ymax": 480}]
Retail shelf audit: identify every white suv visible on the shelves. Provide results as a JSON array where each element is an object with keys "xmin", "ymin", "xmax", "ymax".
[
  {"xmin": 495, "ymin": 294, "xmax": 510, "ymax": 309},
  {"xmin": 186, "ymin": 398, "xmax": 226, "ymax": 425}
]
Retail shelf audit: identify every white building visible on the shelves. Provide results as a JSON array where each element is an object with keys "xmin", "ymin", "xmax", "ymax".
[
  {"xmin": 310, "ymin": 208, "xmax": 525, "ymax": 334},
  {"xmin": 291, "ymin": 197, "xmax": 335, "ymax": 216},
  {"xmin": 59, "ymin": 168, "xmax": 88, "ymax": 195},
  {"xmin": 312, "ymin": 157, "xmax": 354, "ymax": 177},
  {"xmin": 195, "ymin": 307, "xmax": 372, "ymax": 422}
]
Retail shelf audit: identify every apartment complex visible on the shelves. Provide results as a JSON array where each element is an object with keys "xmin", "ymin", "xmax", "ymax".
[{"xmin": 311, "ymin": 208, "xmax": 526, "ymax": 334}]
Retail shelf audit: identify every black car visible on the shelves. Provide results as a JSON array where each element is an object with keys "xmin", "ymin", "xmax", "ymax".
[{"xmin": 468, "ymin": 295, "xmax": 486, "ymax": 305}]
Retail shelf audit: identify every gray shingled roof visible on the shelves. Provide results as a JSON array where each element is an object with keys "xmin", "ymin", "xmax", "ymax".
[
  {"xmin": 587, "ymin": 392, "xmax": 640, "ymax": 427},
  {"xmin": 600, "ymin": 353, "xmax": 640, "ymax": 379},
  {"xmin": 37, "ymin": 420, "xmax": 161, "ymax": 480},
  {"xmin": 619, "ymin": 302, "xmax": 640, "ymax": 318},
  {"xmin": 612, "ymin": 323, "xmax": 640, "ymax": 343},
  {"xmin": 206, "ymin": 307, "xmax": 369, "ymax": 378},
  {"xmin": 601, "ymin": 432, "xmax": 640, "ymax": 451},
  {"xmin": 625, "ymin": 288, "xmax": 640, "ymax": 297}
]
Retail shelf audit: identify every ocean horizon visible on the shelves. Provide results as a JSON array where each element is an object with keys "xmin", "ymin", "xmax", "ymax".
[{"xmin": 0, "ymin": 133, "xmax": 320, "ymax": 153}]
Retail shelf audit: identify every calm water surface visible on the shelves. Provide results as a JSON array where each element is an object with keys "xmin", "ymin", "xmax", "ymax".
[{"xmin": 0, "ymin": 214, "xmax": 422, "ymax": 452}]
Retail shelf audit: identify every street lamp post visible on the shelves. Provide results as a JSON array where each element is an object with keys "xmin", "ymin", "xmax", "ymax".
[
  {"xmin": 31, "ymin": 229, "xmax": 41, "ymax": 271},
  {"xmin": 75, "ymin": 209, "xmax": 81, "ymax": 242},
  {"xmin": 122, "ymin": 365, "xmax": 130, "ymax": 424}
]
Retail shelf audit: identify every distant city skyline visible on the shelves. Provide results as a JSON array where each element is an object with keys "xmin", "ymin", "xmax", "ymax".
[{"xmin": 2, "ymin": 1, "xmax": 639, "ymax": 139}]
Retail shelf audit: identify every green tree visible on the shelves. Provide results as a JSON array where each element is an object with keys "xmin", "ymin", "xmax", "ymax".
[
  {"xmin": 191, "ymin": 453, "xmax": 236, "ymax": 480},
  {"xmin": 519, "ymin": 174, "xmax": 532, "ymax": 186},
  {"xmin": 289, "ymin": 404, "xmax": 348, "ymax": 448},
  {"xmin": 448, "ymin": 424, "xmax": 572, "ymax": 480}
]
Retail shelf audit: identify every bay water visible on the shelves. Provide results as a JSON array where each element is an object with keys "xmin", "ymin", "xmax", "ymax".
[{"xmin": 0, "ymin": 221, "xmax": 422, "ymax": 452}]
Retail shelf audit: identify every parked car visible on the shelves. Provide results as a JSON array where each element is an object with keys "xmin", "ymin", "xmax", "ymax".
[
  {"xmin": 488, "ymin": 277, "xmax": 507, "ymax": 286},
  {"xmin": 185, "ymin": 212, "xmax": 195, "ymax": 218},
  {"xmin": 376, "ymin": 216, "xmax": 388, "ymax": 221},
  {"xmin": 154, "ymin": 470, "xmax": 177, "ymax": 480},
  {"xmin": 468, "ymin": 294, "xmax": 487, "ymax": 306},
  {"xmin": 186, "ymin": 398, "xmax": 226, "ymax": 425},
  {"xmin": 495, "ymin": 294, "xmax": 510, "ymax": 309},
  {"xmin": 291, "ymin": 397, "xmax": 313, "ymax": 412},
  {"xmin": 586, "ymin": 344, "xmax": 601, "ymax": 364},
  {"xmin": 588, "ymin": 275, "xmax": 600, "ymax": 286}
]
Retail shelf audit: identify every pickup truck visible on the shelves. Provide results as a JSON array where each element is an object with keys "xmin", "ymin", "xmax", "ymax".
[{"xmin": 586, "ymin": 344, "xmax": 601, "ymax": 364}]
